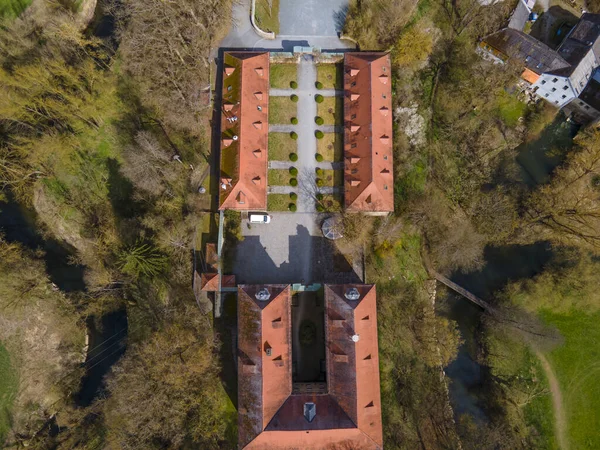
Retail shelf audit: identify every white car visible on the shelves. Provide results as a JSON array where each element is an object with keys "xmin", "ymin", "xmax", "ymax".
[{"xmin": 249, "ymin": 213, "xmax": 271, "ymax": 224}]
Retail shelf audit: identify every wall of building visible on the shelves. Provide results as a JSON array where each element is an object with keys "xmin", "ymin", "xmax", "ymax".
[
  {"xmin": 533, "ymin": 73, "xmax": 576, "ymax": 107},
  {"xmin": 568, "ymin": 49, "xmax": 598, "ymax": 95}
]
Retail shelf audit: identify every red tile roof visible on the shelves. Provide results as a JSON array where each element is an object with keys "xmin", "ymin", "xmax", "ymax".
[
  {"xmin": 220, "ymin": 52, "xmax": 269, "ymax": 210},
  {"xmin": 238, "ymin": 284, "xmax": 383, "ymax": 449},
  {"xmin": 344, "ymin": 53, "xmax": 394, "ymax": 213},
  {"xmin": 200, "ymin": 273, "xmax": 236, "ymax": 291}
]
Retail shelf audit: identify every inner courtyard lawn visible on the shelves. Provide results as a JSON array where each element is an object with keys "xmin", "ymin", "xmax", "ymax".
[
  {"xmin": 318, "ymin": 169, "xmax": 343, "ymax": 187},
  {"xmin": 269, "ymin": 96, "xmax": 297, "ymax": 124},
  {"xmin": 268, "ymin": 169, "xmax": 294, "ymax": 186},
  {"xmin": 268, "ymin": 132, "xmax": 296, "ymax": 161},
  {"xmin": 317, "ymin": 96, "xmax": 343, "ymax": 125},
  {"xmin": 317, "ymin": 133, "xmax": 343, "ymax": 161},
  {"xmin": 267, "ymin": 193, "xmax": 294, "ymax": 211},
  {"xmin": 316, "ymin": 63, "xmax": 342, "ymax": 90},
  {"xmin": 270, "ymin": 64, "xmax": 297, "ymax": 89}
]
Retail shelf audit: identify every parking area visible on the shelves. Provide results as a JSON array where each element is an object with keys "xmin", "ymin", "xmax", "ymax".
[
  {"xmin": 279, "ymin": 0, "xmax": 348, "ymax": 37},
  {"xmin": 232, "ymin": 212, "xmax": 361, "ymax": 285}
]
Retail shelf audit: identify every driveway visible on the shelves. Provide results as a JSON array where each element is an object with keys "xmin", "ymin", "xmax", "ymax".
[
  {"xmin": 219, "ymin": 0, "xmax": 355, "ymax": 50},
  {"xmin": 232, "ymin": 212, "xmax": 361, "ymax": 285},
  {"xmin": 279, "ymin": 0, "xmax": 349, "ymax": 37}
]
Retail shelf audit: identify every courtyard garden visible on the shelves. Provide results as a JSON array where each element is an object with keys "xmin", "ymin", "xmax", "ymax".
[
  {"xmin": 268, "ymin": 168, "xmax": 297, "ymax": 186},
  {"xmin": 268, "ymin": 132, "xmax": 297, "ymax": 161},
  {"xmin": 317, "ymin": 96, "xmax": 343, "ymax": 125},
  {"xmin": 316, "ymin": 63, "xmax": 342, "ymax": 90},
  {"xmin": 316, "ymin": 193, "xmax": 342, "ymax": 212},
  {"xmin": 254, "ymin": 0, "xmax": 280, "ymax": 34},
  {"xmin": 270, "ymin": 64, "xmax": 297, "ymax": 89},
  {"xmin": 267, "ymin": 192, "xmax": 297, "ymax": 212},
  {"xmin": 316, "ymin": 133, "xmax": 343, "ymax": 162},
  {"xmin": 269, "ymin": 96, "xmax": 298, "ymax": 124},
  {"xmin": 315, "ymin": 169, "xmax": 343, "ymax": 188}
]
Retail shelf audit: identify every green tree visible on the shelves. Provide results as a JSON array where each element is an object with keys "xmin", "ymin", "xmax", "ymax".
[{"xmin": 118, "ymin": 241, "xmax": 168, "ymax": 279}]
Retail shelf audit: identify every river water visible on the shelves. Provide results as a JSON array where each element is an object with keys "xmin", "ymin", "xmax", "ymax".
[{"xmin": 440, "ymin": 113, "xmax": 578, "ymax": 426}]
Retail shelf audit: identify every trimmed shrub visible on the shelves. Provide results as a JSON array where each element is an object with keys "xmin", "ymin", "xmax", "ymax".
[
  {"xmin": 315, "ymin": 130, "xmax": 324, "ymax": 139},
  {"xmin": 289, "ymin": 167, "xmax": 298, "ymax": 176},
  {"xmin": 314, "ymin": 116, "xmax": 324, "ymax": 126},
  {"xmin": 316, "ymin": 178, "xmax": 324, "ymax": 188},
  {"xmin": 289, "ymin": 203, "xmax": 297, "ymax": 212},
  {"xmin": 290, "ymin": 192, "xmax": 298, "ymax": 200},
  {"xmin": 290, "ymin": 81, "xmax": 298, "ymax": 89},
  {"xmin": 315, "ymin": 153, "xmax": 324, "ymax": 162},
  {"xmin": 291, "ymin": 117, "xmax": 298, "ymax": 125},
  {"xmin": 315, "ymin": 81, "xmax": 323, "ymax": 89},
  {"xmin": 316, "ymin": 193, "xmax": 324, "ymax": 201},
  {"xmin": 290, "ymin": 178, "xmax": 298, "ymax": 187},
  {"xmin": 316, "ymin": 204, "xmax": 325, "ymax": 212},
  {"xmin": 315, "ymin": 94, "xmax": 324, "ymax": 103},
  {"xmin": 289, "ymin": 152, "xmax": 298, "ymax": 161},
  {"xmin": 290, "ymin": 131, "xmax": 298, "ymax": 140},
  {"xmin": 290, "ymin": 94, "xmax": 299, "ymax": 102},
  {"xmin": 315, "ymin": 168, "xmax": 324, "ymax": 177}
]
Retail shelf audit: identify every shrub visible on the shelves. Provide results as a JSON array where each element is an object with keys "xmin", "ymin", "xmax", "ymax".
[
  {"xmin": 315, "ymin": 153, "xmax": 324, "ymax": 162},
  {"xmin": 315, "ymin": 81, "xmax": 323, "ymax": 89},
  {"xmin": 289, "ymin": 152, "xmax": 298, "ymax": 161},
  {"xmin": 290, "ymin": 81, "xmax": 298, "ymax": 89},
  {"xmin": 289, "ymin": 167, "xmax": 298, "ymax": 176},
  {"xmin": 290, "ymin": 192, "xmax": 298, "ymax": 200},
  {"xmin": 315, "ymin": 94, "xmax": 324, "ymax": 103},
  {"xmin": 316, "ymin": 193, "xmax": 324, "ymax": 201},
  {"xmin": 316, "ymin": 204, "xmax": 325, "ymax": 212},
  {"xmin": 289, "ymin": 203, "xmax": 297, "ymax": 212},
  {"xmin": 291, "ymin": 117, "xmax": 298, "ymax": 125},
  {"xmin": 314, "ymin": 116, "xmax": 324, "ymax": 125},
  {"xmin": 290, "ymin": 178, "xmax": 298, "ymax": 187},
  {"xmin": 316, "ymin": 178, "xmax": 324, "ymax": 187},
  {"xmin": 290, "ymin": 131, "xmax": 298, "ymax": 140},
  {"xmin": 291, "ymin": 94, "xmax": 299, "ymax": 102},
  {"xmin": 316, "ymin": 168, "xmax": 324, "ymax": 177},
  {"xmin": 315, "ymin": 130, "xmax": 324, "ymax": 139}
]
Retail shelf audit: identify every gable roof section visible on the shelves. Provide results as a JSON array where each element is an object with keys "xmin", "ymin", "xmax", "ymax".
[
  {"xmin": 343, "ymin": 53, "xmax": 394, "ymax": 213},
  {"xmin": 220, "ymin": 52, "xmax": 269, "ymax": 210},
  {"xmin": 238, "ymin": 285, "xmax": 292, "ymax": 448},
  {"xmin": 325, "ymin": 284, "xmax": 382, "ymax": 447},
  {"xmin": 239, "ymin": 284, "xmax": 383, "ymax": 449},
  {"xmin": 557, "ymin": 13, "xmax": 600, "ymax": 66},
  {"xmin": 482, "ymin": 28, "xmax": 570, "ymax": 75}
]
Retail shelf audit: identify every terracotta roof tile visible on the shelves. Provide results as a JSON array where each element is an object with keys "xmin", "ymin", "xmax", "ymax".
[
  {"xmin": 220, "ymin": 52, "xmax": 269, "ymax": 210},
  {"xmin": 343, "ymin": 53, "xmax": 394, "ymax": 213},
  {"xmin": 238, "ymin": 284, "xmax": 383, "ymax": 450}
]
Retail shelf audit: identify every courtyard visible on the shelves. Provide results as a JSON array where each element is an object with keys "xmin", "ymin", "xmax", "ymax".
[{"xmin": 266, "ymin": 56, "xmax": 344, "ymax": 213}]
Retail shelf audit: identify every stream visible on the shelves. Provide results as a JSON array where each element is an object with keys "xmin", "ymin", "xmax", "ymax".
[{"xmin": 439, "ymin": 114, "xmax": 577, "ymax": 426}]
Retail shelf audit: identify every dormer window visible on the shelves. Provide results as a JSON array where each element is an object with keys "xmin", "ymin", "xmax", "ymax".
[{"xmin": 552, "ymin": 78, "xmax": 558, "ymax": 82}]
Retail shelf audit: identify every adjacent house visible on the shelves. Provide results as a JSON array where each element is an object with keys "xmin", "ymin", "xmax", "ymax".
[
  {"xmin": 220, "ymin": 52, "xmax": 270, "ymax": 210},
  {"xmin": 480, "ymin": 13, "xmax": 600, "ymax": 123},
  {"xmin": 237, "ymin": 284, "xmax": 383, "ymax": 449},
  {"xmin": 343, "ymin": 53, "xmax": 394, "ymax": 214}
]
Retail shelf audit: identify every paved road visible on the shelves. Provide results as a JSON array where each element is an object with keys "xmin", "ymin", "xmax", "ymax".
[
  {"xmin": 279, "ymin": 0, "xmax": 349, "ymax": 37},
  {"xmin": 219, "ymin": 0, "xmax": 356, "ymax": 50}
]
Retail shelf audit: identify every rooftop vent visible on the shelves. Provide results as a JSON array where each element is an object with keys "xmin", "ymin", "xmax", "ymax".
[
  {"xmin": 255, "ymin": 288, "xmax": 271, "ymax": 301},
  {"xmin": 304, "ymin": 402, "xmax": 316, "ymax": 422},
  {"xmin": 345, "ymin": 287, "xmax": 360, "ymax": 300}
]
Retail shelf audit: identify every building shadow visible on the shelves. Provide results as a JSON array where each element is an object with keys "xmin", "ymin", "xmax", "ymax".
[
  {"xmin": 529, "ymin": 5, "xmax": 578, "ymax": 49},
  {"xmin": 281, "ymin": 40, "xmax": 310, "ymax": 52}
]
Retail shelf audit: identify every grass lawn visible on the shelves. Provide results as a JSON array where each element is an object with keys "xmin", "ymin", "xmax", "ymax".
[
  {"xmin": 270, "ymin": 64, "xmax": 297, "ymax": 89},
  {"xmin": 496, "ymin": 90, "xmax": 527, "ymax": 127},
  {"xmin": 0, "ymin": 343, "xmax": 18, "ymax": 443},
  {"xmin": 269, "ymin": 96, "xmax": 297, "ymax": 124},
  {"xmin": 317, "ymin": 194, "xmax": 342, "ymax": 212},
  {"xmin": 540, "ymin": 310, "xmax": 600, "ymax": 449},
  {"xmin": 268, "ymin": 132, "xmax": 296, "ymax": 161},
  {"xmin": 318, "ymin": 169, "xmax": 343, "ymax": 187},
  {"xmin": 317, "ymin": 64, "xmax": 343, "ymax": 90},
  {"xmin": 254, "ymin": 0, "xmax": 280, "ymax": 34},
  {"xmin": 317, "ymin": 133, "xmax": 343, "ymax": 162},
  {"xmin": 268, "ymin": 194, "xmax": 294, "ymax": 211},
  {"xmin": 268, "ymin": 169, "xmax": 293, "ymax": 186},
  {"xmin": 317, "ymin": 96, "xmax": 343, "ymax": 126},
  {"xmin": 0, "ymin": 0, "xmax": 31, "ymax": 19}
]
